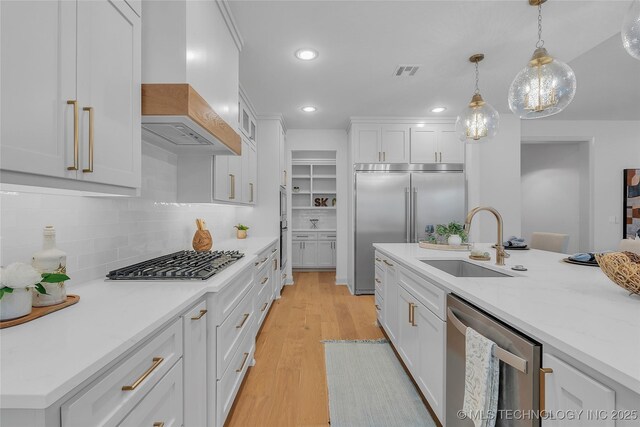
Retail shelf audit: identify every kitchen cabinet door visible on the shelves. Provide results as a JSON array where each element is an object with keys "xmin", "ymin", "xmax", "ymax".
[
  {"xmin": 354, "ymin": 125, "xmax": 381, "ymax": 163},
  {"xmin": 76, "ymin": 0, "xmax": 141, "ymax": 188},
  {"xmin": 291, "ymin": 242, "xmax": 304, "ymax": 267},
  {"xmin": 415, "ymin": 303, "xmax": 445, "ymax": 423},
  {"xmin": 410, "ymin": 127, "xmax": 438, "ymax": 164},
  {"xmin": 383, "ymin": 260, "xmax": 399, "ymax": 343},
  {"xmin": 317, "ymin": 241, "xmax": 335, "ymax": 268},
  {"xmin": 301, "ymin": 241, "xmax": 318, "ymax": 267},
  {"xmin": 0, "ymin": 0, "xmax": 78, "ymax": 180},
  {"xmin": 542, "ymin": 353, "xmax": 615, "ymax": 427},
  {"xmin": 438, "ymin": 126, "xmax": 464, "ymax": 163},
  {"xmin": 249, "ymin": 141, "xmax": 257, "ymax": 204},
  {"xmin": 381, "ymin": 125, "xmax": 409, "ymax": 163},
  {"xmin": 213, "ymin": 156, "xmax": 230, "ymax": 202},
  {"xmin": 396, "ymin": 286, "xmax": 419, "ymax": 372},
  {"xmin": 182, "ymin": 301, "xmax": 207, "ymax": 427},
  {"xmin": 241, "ymin": 139, "xmax": 256, "ymax": 204}
]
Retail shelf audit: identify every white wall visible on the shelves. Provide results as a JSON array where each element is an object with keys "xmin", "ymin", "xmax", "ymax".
[
  {"xmin": 286, "ymin": 129, "xmax": 348, "ymax": 284},
  {"xmin": 466, "ymin": 114, "xmax": 522, "ymax": 243},
  {"xmin": 522, "ymin": 120, "xmax": 640, "ymax": 251},
  {"xmin": 521, "ymin": 143, "xmax": 589, "ymax": 253},
  {"xmin": 0, "ymin": 142, "xmax": 253, "ymax": 285}
]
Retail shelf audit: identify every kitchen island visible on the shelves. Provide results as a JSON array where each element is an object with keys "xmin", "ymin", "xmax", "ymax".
[{"xmin": 374, "ymin": 243, "xmax": 640, "ymax": 426}]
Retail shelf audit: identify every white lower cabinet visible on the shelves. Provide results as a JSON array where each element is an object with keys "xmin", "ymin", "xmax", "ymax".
[
  {"xmin": 397, "ymin": 287, "xmax": 420, "ymax": 372},
  {"xmin": 382, "ymin": 257, "xmax": 399, "ymax": 343},
  {"xmin": 414, "ymin": 302, "xmax": 445, "ymax": 422},
  {"xmin": 119, "ymin": 360, "xmax": 184, "ymax": 427},
  {"xmin": 183, "ymin": 301, "xmax": 208, "ymax": 427},
  {"xmin": 317, "ymin": 241, "xmax": 335, "ymax": 267},
  {"xmin": 542, "ymin": 353, "xmax": 616, "ymax": 427}
]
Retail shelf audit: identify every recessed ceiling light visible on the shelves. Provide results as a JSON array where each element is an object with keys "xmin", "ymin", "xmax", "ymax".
[
  {"xmin": 301, "ymin": 106, "xmax": 317, "ymax": 113},
  {"xmin": 431, "ymin": 107, "xmax": 447, "ymax": 113},
  {"xmin": 295, "ymin": 48, "xmax": 318, "ymax": 61}
]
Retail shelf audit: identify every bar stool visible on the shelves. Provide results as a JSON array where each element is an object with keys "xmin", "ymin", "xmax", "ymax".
[{"xmin": 530, "ymin": 232, "xmax": 570, "ymax": 253}]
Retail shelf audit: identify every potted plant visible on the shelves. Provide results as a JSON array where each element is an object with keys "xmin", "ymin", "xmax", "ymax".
[
  {"xmin": 0, "ymin": 263, "xmax": 54, "ymax": 321},
  {"xmin": 234, "ymin": 224, "xmax": 250, "ymax": 239},
  {"xmin": 436, "ymin": 222, "xmax": 468, "ymax": 246}
]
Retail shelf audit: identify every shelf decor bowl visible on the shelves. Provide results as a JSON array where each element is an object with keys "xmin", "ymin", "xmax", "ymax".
[{"xmin": 595, "ymin": 252, "xmax": 640, "ymax": 296}]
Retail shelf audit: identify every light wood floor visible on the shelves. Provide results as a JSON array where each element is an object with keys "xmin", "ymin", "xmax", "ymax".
[{"xmin": 225, "ymin": 271, "xmax": 384, "ymax": 427}]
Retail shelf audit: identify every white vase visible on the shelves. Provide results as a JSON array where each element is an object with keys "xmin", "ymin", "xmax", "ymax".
[
  {"xmin": 448, "ymin": 234, "xmax": 463, "ymax": 246},
  {"xmin": 0, "ymin": 288, "xmax": 33, "ymax": 321},
  {"xmin": 32, "ymin": 225, "xmax": 67, "ymax": 307}
]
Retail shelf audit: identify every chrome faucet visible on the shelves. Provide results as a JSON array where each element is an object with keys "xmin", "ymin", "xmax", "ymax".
[{"xmin": 464, "ymin": 206, "xmax": 507, "ymax": 266}]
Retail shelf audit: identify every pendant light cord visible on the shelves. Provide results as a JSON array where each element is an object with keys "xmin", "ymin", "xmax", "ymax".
[
  {"xmin": 536, "ymin": 3, "xmax": 545, "ymax": 48},
  {"xmin": 474, "ymin": 61, "xmax": 480, "ymax": 94}
]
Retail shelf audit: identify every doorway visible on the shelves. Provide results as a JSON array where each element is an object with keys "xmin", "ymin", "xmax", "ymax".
[{"xmin": 521, "ymin": 141, "xmax": 592, "ymax": 253}]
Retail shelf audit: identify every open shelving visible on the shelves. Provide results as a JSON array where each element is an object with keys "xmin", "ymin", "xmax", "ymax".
[{"xmin": 291, "ymin": 162, "xmax": 336, "ymax": 209}]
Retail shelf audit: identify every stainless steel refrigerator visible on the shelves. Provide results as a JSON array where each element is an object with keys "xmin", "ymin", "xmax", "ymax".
[{"xmin": 354, "ymin": 163, "xmax": 466, "ymax": 294}]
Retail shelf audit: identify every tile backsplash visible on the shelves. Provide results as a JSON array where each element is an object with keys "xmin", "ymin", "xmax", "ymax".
[
  {"xmin": 0, "ymin": 142, "xmax": 253, "ymax": 285},
  {"xmin": 292, "ymin": 209, "xmax": 337, "ymax": 230}
]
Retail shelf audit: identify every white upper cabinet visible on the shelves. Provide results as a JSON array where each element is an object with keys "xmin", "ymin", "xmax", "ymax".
[
  {"xmin": 354, "ymin": 125, "xmax": 381, "ymax": 163},
  {"xmin": 410, "ymin": 124, "xmax": 464, "ymax": 164},
  {"xmin": 381, "ymin": 125, "xmax": 410, "ymax": 163},
  {"xmin": 0, "ymin": 0, "xmax": 141, "ymax": 192},
  {"xmin": 241, "ymin": 139, "xmax": 257, "ymax": 204}
]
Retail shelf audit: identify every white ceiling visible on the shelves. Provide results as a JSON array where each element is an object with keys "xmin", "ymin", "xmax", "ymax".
[{"xmin": 229, "ymin": 0, "xmax": 640, "ymax": 129}]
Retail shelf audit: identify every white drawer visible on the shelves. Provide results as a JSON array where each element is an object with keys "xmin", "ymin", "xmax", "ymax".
[
  {"xmin": 217, "ymin": 283, "xmax": 256, "ymax": 378},
  {"xmin": 318, "ymin": 232, "xmax": 336, "ymax": 241},
  {"xmin": 217, "ymin": 318, "xmax": 255, "ymax": 427},
  {"xmin": 292, "ymin": 232, "xmax": 317, "ymax": 241},
  {"xmin": 397, "ymin": 264, "xmax": 446, "ymax": 320},
  {"xmin": 375, "ymin": 266, "xmax": 384, "ymax": 293},
  {"xmin": 257, "ymin": 243, "xmax": 278, "ymax": 262},
  {"xmin": 118, "ymin": 359, "xmax": 183, "ymax": 427},
  {"xmin": 256, "ymin": 260, "xmax": 270, "ymax": 290},
  {"xmin": 374, "ymin": 251, "xmax": 384, "ymax": 269},
  {"xmin": 62, "ymin": 318, "xmax": 183, "ymax": 427},
  {"xmin": 253, "ymin": 253, "xmax": 270, "ymax": 270},
  {"xmin": 215, "ymin": 264, "xmax": 254, "ymax": 325},
  {"xmin": 255, "ymin": 273, "xmax": 272, "ymax": 328},
  {"xmin": 375, "ymin": 292, "xmax": 383, "ymax": 323}
]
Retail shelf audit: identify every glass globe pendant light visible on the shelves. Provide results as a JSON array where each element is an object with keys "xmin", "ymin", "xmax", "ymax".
[
  {"xmin": 508, "ymin": 0, "xmax": 576, "ymax": 119},
  {"xmin": 455, "ymin": 54, "xmax": 499, "ymax": 143},
  {"xmin": 622, "ymin": 0, "xmax": 640, "ymax": 60}
]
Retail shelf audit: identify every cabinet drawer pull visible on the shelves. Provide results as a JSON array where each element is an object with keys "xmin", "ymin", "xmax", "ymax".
[
  {"xmin": 67, "ymin": 100, "xmax": 79, "ymax": 171},
  {"xmin": 439, "ymin": 152, "xmax": 442, "ymax": 163},
  {"xmin": 249, "ymin": 182, "xmax": 254, "ymax": 202},
  {"xmin": 153, "ymin": 423, "xmax": 165, "ymax": 427},
  {"xmin": 410, "ymin": 303, "xmax": 417, "ymax": 326},
  {"xmin": 82, "ymin": 106, "xmax": 94, "ymax": 173},
  {"xmin": 539, "ymin": 368, "xmax": 553, "ymax": 416},
  {"xmin": 296, "ymin": 235, "xmax": 309, "ymax": 238},
  {"xmin": 236, "ymin": 352, "xmax": 250, "ymax": 372},
  {"xmin": 375, "ymin": 278, "xmax": 381, "ymax": 284},
  {"xmin": 375, "ymin": 257, "xmax": 382, "ymax": 262},
  {"xmin": 261, "ymin": 257, "xmax": 268, "ymax": 263},
  {"xmin": 261, "ymin": 302, "xmax": 268, "ymax": 312},
  {"xmin": 375, "ymin": 304, "xmax": 381, "ymax": 311},
  {"xmin": 408, "ymin": 302, "xmax": 413, "ymax": 324},
  {"xmin": 383, "ymin": 260, "xmax": 393, "ymax": 267},
  {"xmin": 121, "ymin": 357, "xmax": 164, "ymax": 391},
  {"xmin": 255, "ymin": 261, "xmax": 260, "ymax": 266},
  {"xmin": 261, "ymin": 277, "xmax": 268, "ymax": 285},
  {"xmin": 383, "ymin": 151, "xmax": 386, "ymax": 162},
  {"xmin": 236, "ymin": 313, "xmax": 250, "ymax": 329},
  {"xmin": 271, "ymin": 248, "xmax": 277, "ymax": 253},
  {"xmin": 274, "ymin": 259, "xmax": 278, "ymax": 270},
  {"xmin": 191, "ymin": 309, "xmax": 207, "ymax": 320}
]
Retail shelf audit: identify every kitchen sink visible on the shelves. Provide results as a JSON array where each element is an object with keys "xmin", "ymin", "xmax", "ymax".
[{"xmin": 420, "ymin": 259, "xmax": 513, "ymax": 278}]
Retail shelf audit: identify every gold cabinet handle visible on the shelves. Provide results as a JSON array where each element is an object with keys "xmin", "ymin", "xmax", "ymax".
[
  {"xmin": 539, "ymin": 368, "xmax": 553, "ymax": 416},
  {"xmin": 122, "ymin": 357, "xmax": 164, "ymax": 391},
  {"xmin": 408, "ymin": 302, "xmax": 413, "ymax": 324},
  {"xmin": 375, "ymin": 304, "xmax": 381, "ymax": 311},
  {"xmin": 229, "ymin": 174, "xmax": 236, "ymax": 199},
  {"xmin": 236, "ymin": 352, "xmax": 250, "ymax": 372},
  {"xmin": 82, "ymin": 106, "xmax": 94, "ymax": 172},
  {"xmin": 375, "ymin": 278, "xmax": 381, "ymax": 284},
  {"xmin": 249, "ymin": 183, "xmax": 254, "ymax": 202},
  {"xmin": 261, "ymin": 277, "xmax": 268, "ymax": 285},
  {"xmin": 273, "ymin": 259, "xmax": 278, "ymax": 270},
  {"xmin": 67, "ymin": 100, "xmax": 79, "ymax": 170},
  {"xmin": 261, "ymin": 302, "xmax": 268, "ymax": 312},
  {"xmin": 191, "ymin": 309, "xmax": 207, "ymax": 320},
  {"xmin": 410, "ymin": 303, "xmax": 417, "ymax": 326},
  {"xmin": 153, "ymin": 423, "xmax": 165, "ymax": 427},
  {"xmin": 255, "ymin": 261, "xmax": 260, "ymax": 266},
  {"xmin": 375, "ymin": 257, "xmax": 382, "ymax": 262},
  {"xmin": 272, "ymin": 248, "xmax": 277, "ymax": 253},
  {"xmin": 261, "ymin": 257, "xmax": 268, "ymax": 263},
  {"xmin": 236, "ymin": 313, "xmax": 250, "ymax": 329},
  {"xmin": 383, "ymin": 260, "xmax": 393, "ymax": 267}
]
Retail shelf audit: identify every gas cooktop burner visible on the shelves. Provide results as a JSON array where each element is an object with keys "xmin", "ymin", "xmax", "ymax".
[{"xmin": 106, "ymin": 250, "xmax": 245, "ymax": 280}]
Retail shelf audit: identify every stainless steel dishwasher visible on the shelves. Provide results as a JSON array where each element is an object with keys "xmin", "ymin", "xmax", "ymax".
[{"xmin": 446, "ymin": 294, "xmax": 542, "ymax": 426}]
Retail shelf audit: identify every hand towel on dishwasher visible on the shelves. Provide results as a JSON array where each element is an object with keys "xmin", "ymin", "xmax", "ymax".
[{"xmin": 462, "ymin": 327, "xmax": 500, "ymax": 427}]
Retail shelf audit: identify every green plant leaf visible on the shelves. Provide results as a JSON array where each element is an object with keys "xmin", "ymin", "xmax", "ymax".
[
  {"xmin": 3, "ymin": 287, "xmax": 14, "ymax": 294},
  {"xmin": 41, "ymin": 273, "xmax": 70, "ymax": 283},
  {"xmin": 34, "ymin": 283, "xmax": 48, "ymax": 295}
]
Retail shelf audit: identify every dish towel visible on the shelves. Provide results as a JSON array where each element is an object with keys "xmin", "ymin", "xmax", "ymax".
[
  {"xmin": 503, "ymin": 236, "xmax": 527, "ymax": 248},
  {"xmin": 569, "ymin": 252, "xmax": 596, "ymax": 263},
  {"xmin": 462, "ymin": 327, "xmax": 500, "ymax": 427}
]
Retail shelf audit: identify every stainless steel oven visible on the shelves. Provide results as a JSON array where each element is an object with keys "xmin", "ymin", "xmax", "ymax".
[{"xmin": 280, "ymin": 186, "xmax": 287, "ymax": 270}]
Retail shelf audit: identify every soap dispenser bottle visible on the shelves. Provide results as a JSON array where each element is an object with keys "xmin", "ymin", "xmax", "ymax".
[{"xmin": 32, "ymin": 226, "xmax": 67, "ymax": 306}]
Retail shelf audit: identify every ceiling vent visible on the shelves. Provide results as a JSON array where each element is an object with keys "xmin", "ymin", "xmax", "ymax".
[{"xmin": 393, "ymin": 65, "xmax": 420, "ymax": 77}]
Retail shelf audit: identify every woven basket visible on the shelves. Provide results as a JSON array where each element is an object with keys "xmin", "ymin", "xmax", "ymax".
[{"xmin": 595, "ymin": 252, "xmax": 640, "ymax": 296}]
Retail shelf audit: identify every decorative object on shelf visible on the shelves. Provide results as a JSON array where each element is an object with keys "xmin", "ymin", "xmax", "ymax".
[
  {"xmin": 455, "ymin": 53, "xmax": 499, "ymax": 142},
  {"xmin": 425, "ymin": 222, "xmax": 468, "ymax": 245},
  {"xmin": 310, "ymin": 219, "xmax": 319, "ymax": 229},
  {"xmin": 314, "ymin": 197, "xmax": 329, "ymax": 207},
  {"xmin": 0, "ymin": 295, "xmax": 80, "ymax": 329},
  {"xmin": 234, "ymin": 224, "xmax": 250, "ymax": 240},
  {"xmin": 623, "ymin": 169, "xmax": 640, "ymax": 239},
  {"xmin": 448, "ymin": 234, "xmax": 463, "ymax": 246},
  {"xmin": 622, "ymin": 0, "xmax": 640, "ymax": 60},
  {"xmin": 32, "ymin": 226, "xmax": 68, "ymax": 307},
  {"xmin": 293, "ymin": 186, "xmax": 300, "ymax": 193},
  {"xmin": 595, "ymin": 252, "xmax": 640, "ymax": 295},
  {"xmin": 508, "ymin": 0, "xmax": 576, "ymax": 119},
  {"xmin": 332, "ymin": 197, "xmax": 337, "ymax": 207},
  {"xmin": 0, "ymin": 263, "xmax": 50, "ymax": 321},
  {"xmin": 192, "ymin": 218, "xmax": 213, "ymax": 251}
]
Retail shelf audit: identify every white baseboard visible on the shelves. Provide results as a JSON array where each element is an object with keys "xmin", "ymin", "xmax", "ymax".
[{"xmin": 335, "ymin": 277, "xmax": 349, "ymax": 287}]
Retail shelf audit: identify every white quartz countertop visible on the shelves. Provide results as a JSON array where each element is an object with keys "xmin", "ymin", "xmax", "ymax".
[
  {"xmin": 374, "ymin": 243, "xmax": 640, "ymax": 395},
  {"xmin": 0, "ymin": 237, "xmax": 278, "ymax": 409}
]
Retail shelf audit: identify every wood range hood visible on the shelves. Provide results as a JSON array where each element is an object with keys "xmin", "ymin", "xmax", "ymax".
[{"xmin": 141, "ymin": 84, "xmax": 241, "ymax": 155}]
